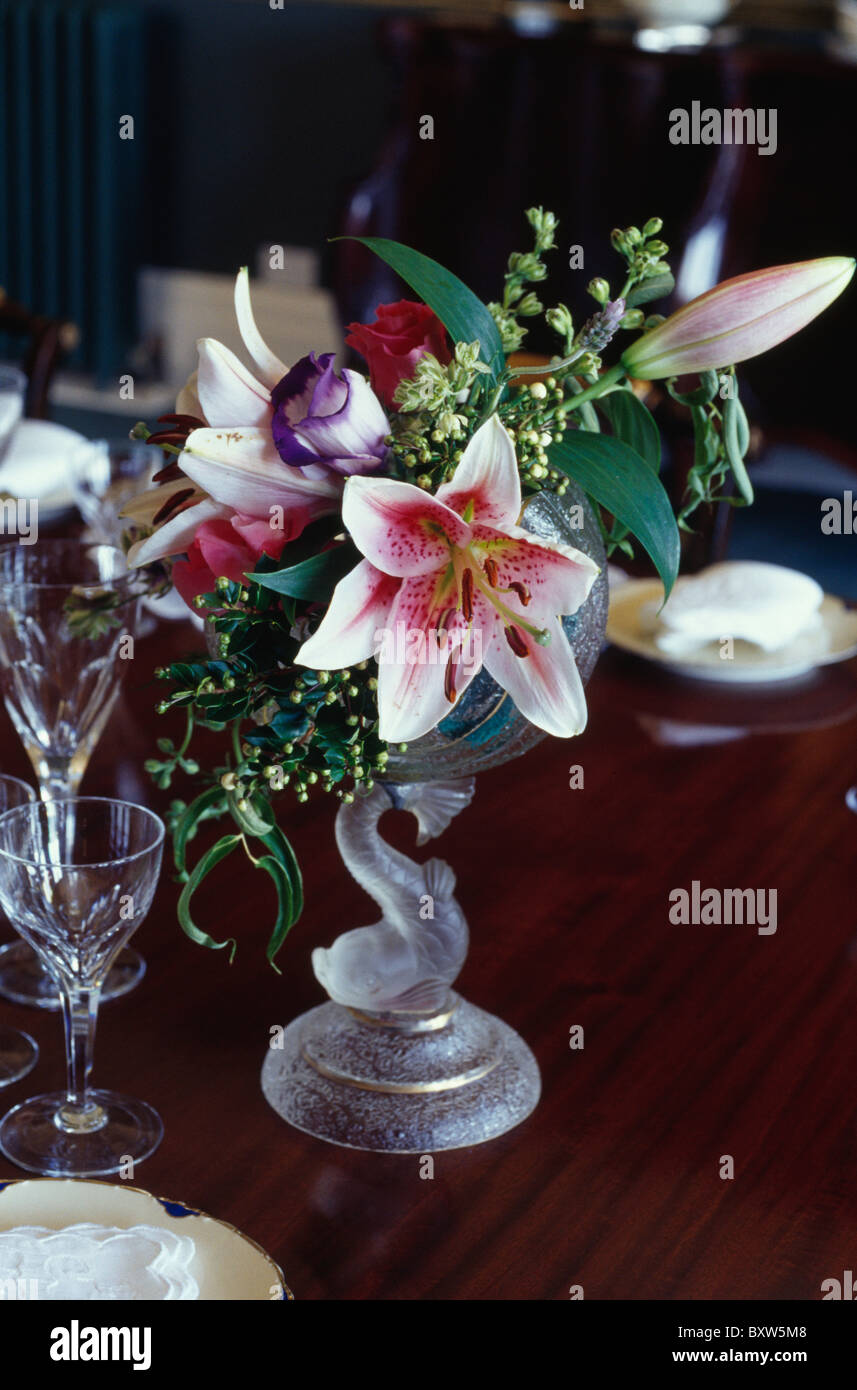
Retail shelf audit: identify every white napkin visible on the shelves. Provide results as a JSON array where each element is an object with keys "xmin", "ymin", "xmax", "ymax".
[
  {"xmin": 0, "ymin": 1222, "xmax": 199, "ymax": 1300},
  {"xmin": 0, "ymin": 419, "xmax": 85, "ymax": 510},
  {"xmin": 653, "ymin": 561, "xmax": 824, "ymax": 655}
]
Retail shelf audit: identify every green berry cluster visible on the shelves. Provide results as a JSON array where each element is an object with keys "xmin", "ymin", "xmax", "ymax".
[{"xmin": 497, "ymin": 380, "xmax": 571, "ymax": 495}]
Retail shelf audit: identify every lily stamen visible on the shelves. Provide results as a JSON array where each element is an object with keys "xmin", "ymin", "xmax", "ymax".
[
  {"xmin": 152, "ymin": 488, "xmax": 196, "ymax": 526},
  {"xmin": 470, "ymin": 563, "xmax": 549, "ymax": 645},
  {"xmin": 506, "ymin": 580, "xmax": 531, "ymax": 606},
  {"xmin": 504, "ymin": 625, "xmax": 529, "ymax": 657},
  {"xmin": 460, "ymin": 567, "xmax": 474, "ymax": 622},
  {"xmin": 444, "ymin": 656, "xmax": 458, "ymax": 702}
]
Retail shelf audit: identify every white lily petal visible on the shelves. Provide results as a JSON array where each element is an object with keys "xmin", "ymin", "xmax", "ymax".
[
  {"xmin": 119, "ymin": 478, "xmax": 205, "ymax": 527},
  {"xmin": 483, "ymin": 612, "xmax": 588, "ymax": 738},
  {"xmin": 234, "ymin": 267, "xmax": 287, "ymax": 389},
  {"xmin": 196, "ymin": 338, "xmax": 272, "ymax": 429},
  {"xmin": 472, "ymin": 521, "xmax": 599, "ymax": 616},
  {"xmin": 176, "ymin": 369, "xmax": 203, "ymax": 419},
  {"xmin": 436, "ymin": 413, "xmax": 521, "ymax": 526},
  {"xmin": 181, "ymin": 427, "xmax": 341, "ymax": 518},
  {"xmin": 296, "ymin": 560, "xmax": 400, "ymax": 670},
  {"xmin": 342, "ymin": 475, "xmax": 471, "ymax": 577},
  {"xmin": 126, "ymin": 498, "xmax": 230, "ymax": 568},
  {"xmin": 375, "ymin": 574, "xmax": 483, "ymax": 743}
]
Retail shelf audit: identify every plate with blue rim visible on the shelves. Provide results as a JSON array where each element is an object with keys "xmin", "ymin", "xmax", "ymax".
[{"xmin": 0, "ymin": 1178, "xmax": 292, "ymax": 1300}]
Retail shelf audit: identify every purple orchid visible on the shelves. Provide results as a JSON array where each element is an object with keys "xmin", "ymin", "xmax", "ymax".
[{"xmin": 271, "ymin": 352, "xmax": 390, "ymax": 476}]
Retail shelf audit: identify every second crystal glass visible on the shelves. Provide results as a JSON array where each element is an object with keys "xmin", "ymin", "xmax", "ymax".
[
  {"xmin": 0, "ymin": 797, "xmax": 165, "ymax": 1176},
  {"xmin": 0, "ymin": 540, "xmax": 145, "ymax": 1008},
  {"xmin": 0, "ymin": 774, "xmax": 38, "ymax": 1088}
]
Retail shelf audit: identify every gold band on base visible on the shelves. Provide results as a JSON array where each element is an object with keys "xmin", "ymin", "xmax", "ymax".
[
  {"xmin": 345, "ymin": 1000, "xmax": 459, "ymax": 1033},
  {"xmin": 301, "ymin": 1049, "xmax": 499, "ymax": 1095}
]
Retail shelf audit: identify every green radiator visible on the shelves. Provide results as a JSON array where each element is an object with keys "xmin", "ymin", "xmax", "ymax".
[{"xmin": 0, "ymin": 2, "xmax": 147, "ymax": 384}]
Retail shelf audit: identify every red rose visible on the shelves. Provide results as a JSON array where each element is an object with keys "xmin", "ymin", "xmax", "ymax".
[{"xmin": 345, "ymin": 300, "xmax": 452, "ymax": 411}]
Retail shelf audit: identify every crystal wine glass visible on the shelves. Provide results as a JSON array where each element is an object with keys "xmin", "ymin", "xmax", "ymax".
[
  {"xmin": 0, "ymin": 774, "xmax": 38, "ymax": 1088},
  {"xmin": 0, "ymin": 797, "xmax": 165, "ymax": 1176},
  {"xmin": 0, "ymin": 539, "xmax": 146, "ymax": 1008},
  {"xmin": 68, "ymin": 439, "xmax": 159, "ymax": 545}
]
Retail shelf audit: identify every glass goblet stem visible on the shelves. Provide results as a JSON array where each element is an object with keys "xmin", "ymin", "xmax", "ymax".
[
  {"xmin": 57, "ymin": 982, "xmax": 106, "ymax": 1133},
  {"xmin": 29, "ymin": 748, "xmax": 86, "ymax": 805}
]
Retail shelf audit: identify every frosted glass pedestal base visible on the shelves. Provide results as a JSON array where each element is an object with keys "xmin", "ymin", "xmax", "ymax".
[{"xmin": 261, "ymin": 991, "xmax": 540, "ymax": 1153}]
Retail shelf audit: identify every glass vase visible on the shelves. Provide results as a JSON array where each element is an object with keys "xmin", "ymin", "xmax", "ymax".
[{"xmin": 262, "ymin": 484, "xmax": 608, "ymax": 1151}]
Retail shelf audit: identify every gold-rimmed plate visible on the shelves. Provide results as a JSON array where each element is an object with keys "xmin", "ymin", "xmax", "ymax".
[
  {"xmin": 607, "ymin": 579, "xmax": 857, "ymax": 683},
  {"xmin": 0, "ymin": 1178, "xmax": 292, "ymax": 1300}
]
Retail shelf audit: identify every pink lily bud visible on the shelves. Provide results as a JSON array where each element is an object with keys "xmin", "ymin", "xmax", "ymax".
[{"xmin": 621, "ymin": 256, "xmax": 855, "ymax": 380}]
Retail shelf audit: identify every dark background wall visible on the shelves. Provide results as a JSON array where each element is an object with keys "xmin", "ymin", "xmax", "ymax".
[{"xmin": 140, "ymin": 0, "xmax": 393, "ymax": 274}]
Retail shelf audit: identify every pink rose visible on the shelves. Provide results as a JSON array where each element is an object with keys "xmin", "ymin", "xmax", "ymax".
[
  {"xmin": 345, "ymin": 300, "xmax": 452, "ymax": 411},
  {"xmin": 172, "ymin": 513, "xmax": 290, "ymax": 609}
]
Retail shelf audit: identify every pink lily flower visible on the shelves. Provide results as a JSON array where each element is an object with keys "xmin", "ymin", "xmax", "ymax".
[
  {"xmin": 621, "ymin": 255, "xmax": 855, "ymax": 380},
  {"xmin": 297, "ymin": 415, "xmax": 600, "ymax": 742}
]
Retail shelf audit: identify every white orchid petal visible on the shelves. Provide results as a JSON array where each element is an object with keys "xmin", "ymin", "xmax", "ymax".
[{"xmin": 234, "ymin": 267, "xmax": 287, "ymax": 388}]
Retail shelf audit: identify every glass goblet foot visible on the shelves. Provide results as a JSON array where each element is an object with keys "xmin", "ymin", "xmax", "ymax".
[
  {"xmin": 0, "ymin": 1089, "xmax": 163, "ymax": 1177},
  {"xmin": 0, "ymin": 942, "xmax": 146, "ymax": 1010},
  {"xmin": 0, "ymin": 1026, "xmax": 38, "ymax": 1088}
]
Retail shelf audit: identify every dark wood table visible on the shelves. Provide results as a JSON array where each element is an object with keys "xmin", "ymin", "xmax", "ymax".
[{"xmin": 2, "ymin": 620, "xmax": 857, "ymax": 1301}]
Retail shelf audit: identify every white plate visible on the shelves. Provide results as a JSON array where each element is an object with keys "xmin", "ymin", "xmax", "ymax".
[
  {"xmin": 0, "ymin": 419, "xmax": 86, "ymax": 519},
  {"xmin": 607, "ymin": 578, "xmax": 857, "ymax": 683},
  {"xmin": 0, "ymin": 1178, "xmax": 292, "ymax": 1300}
]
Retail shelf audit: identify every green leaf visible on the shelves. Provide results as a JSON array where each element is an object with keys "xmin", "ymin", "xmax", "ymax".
[
  {"xmin": 549, "ymin": 432, "xmax": 680, "ymax": 596},
  {"xmin": 249, "ymin": 544, "xmax": 358, "ymax": 602},
  {"xmin": 256, "ymin": 855, "xmax": 293, "ymax": 972},
  {"xmin": 258, "ymin": 824, "xmax": 304, "ymax": 964},
  {"xmin": 260, "ymin": 825, "xmax": 304, "ymax": 919},
  {"xmin": 340, "ymin": 236, "xmax": 505, "ymax": 379},
  {"xmin": 597, "ymin": 389, "xmax": 661, "ymax": 473},
  {"xmin": 173, "ymin": 786, "xmax": 227, "ymax": 876},
  {"xmin": 176, "ymin": 834, "xmax": 241, "ymax": 959},
  {"xmin": 270, "ymin": 706, "xmax": 311, "ymax": 740},
  {"xmin": 228, "ymin": 792, "xmax": 275, "ymax": 839},
  {"xmin": 627, "ymin": 271, "xmax": 675, "ymax": 308},
  {"xmin": 666, "ymin": 370, "xmax": 719, "ymax": 407},
  {"xmin": 722, "ymin": 394, "xmax": 754, "ymax": 504}
]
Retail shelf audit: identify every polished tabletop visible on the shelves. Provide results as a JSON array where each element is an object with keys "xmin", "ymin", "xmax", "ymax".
[{"xmin": 1, "ymin": 615, "xmax": 856, "ymax": 1301}]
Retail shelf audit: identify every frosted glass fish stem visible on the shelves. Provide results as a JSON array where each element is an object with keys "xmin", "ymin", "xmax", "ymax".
[{"xmin": 58, "ymin": 984, "xmax": 105, "ymax": 1133}]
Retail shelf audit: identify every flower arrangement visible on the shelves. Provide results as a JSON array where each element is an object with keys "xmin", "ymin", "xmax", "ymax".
[{"xmin": 120, "ymin": 210, "xmax": 853, "ymax": 963}]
